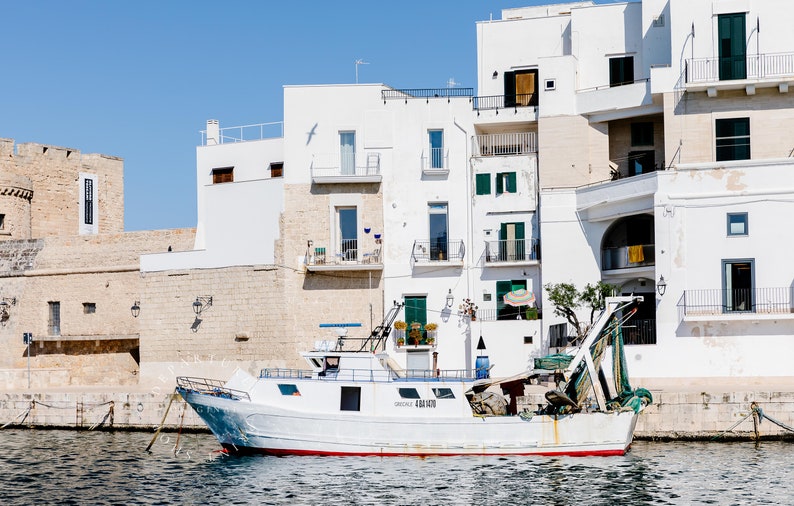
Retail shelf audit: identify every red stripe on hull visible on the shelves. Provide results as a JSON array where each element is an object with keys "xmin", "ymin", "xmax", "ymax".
[{"xmin": 222, "ymin": 444, "xmax": 630, "ymax": 458}]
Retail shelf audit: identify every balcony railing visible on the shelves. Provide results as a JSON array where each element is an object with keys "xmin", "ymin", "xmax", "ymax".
[
  {"xmin": 311, "ymin": 152, "xmax": 381, "ymax": 179},
  {"xmin": 472, "ymin": 133, "xmax": 537, "ymax": 157},
  {"xmin": 472, "ymin": 93, "xmax": 537, "ymax": 112},
  {"xmin": 421, "ymin": 148, "xmax": 448, "ymax": 172},
  {"xmin": 484, "ymin": 238, "xmax": 540, "ymax": 264},
  {"xmin": 622, "ymin": 318, "xmax": 656, "ymax": 345},
  {"xmin": 686, "ymin": 52, "xmax": 794, "ymax": 83},
  {"xmin": 602, "ymin": 244, "xmax": 655, "ymax": 270},
  {"xmin": 411, "ymin": 240, "xmax": 465, "ymax": 263},
  {"xmin": 306, "ymin": 242, "xmax": 381, "ymax": 267},
  {"xmin": 200, "ymin": 122, "xmax": 283, "ymax": 146},
  {"xmin": 476, "ymin": 307, "xmax": 541, "ymax": 322},
  {"xmin": 677, "ymin": 287, "xmax": 794, "ymax": 317},
  {"xmin": 381, "ymin": 88, "xmax": 474, "ymax": 101}
]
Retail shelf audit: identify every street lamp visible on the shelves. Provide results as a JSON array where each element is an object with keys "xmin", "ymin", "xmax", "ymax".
[
  {"xmin": 130, "ymin": 301, "xmax": 140, "ymax": 318},
  {"xmin": 445, "ymin": 289, "xmax": 454, "ymax": 308},
  {"xmin": 657, "ymin": 275, "xmax": 667, "ymax": 296},
  {"xmin": 193, "ymin": 296, "xmax": 213, "ymax": 316}
]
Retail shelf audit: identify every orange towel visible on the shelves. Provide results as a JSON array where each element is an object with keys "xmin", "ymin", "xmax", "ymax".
[{"xmin": 628, "ymin": 245, "xmax": 645, "ymax": 263}]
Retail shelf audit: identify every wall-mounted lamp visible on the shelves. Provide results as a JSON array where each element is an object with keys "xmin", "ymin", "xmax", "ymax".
[
  {"xmin": 445, "ymin": 289, "xmax": 455, "ymax": 308},
  {"xmin": 492, "ymin": 70, "xmax": 498, "ymax": 78},
  {"xmin": 307, "ymin": 239, "xmax": 313, "ymax": 248},
  {"xmin": 130, "ymin": 301, "xmax": 141, "ymax": 318},
  {"xmin": 0, "ymin": 297, "xmax": 16, "ymax": 325},
  {"xmin": 657, "ymin": 275, "xmax": 667, "ymax": 296},
  {"xmin": 193, "ymin": 296, "xmax": 213, "ymax": 316}
]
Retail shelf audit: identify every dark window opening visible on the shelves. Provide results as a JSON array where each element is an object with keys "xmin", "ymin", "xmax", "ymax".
[
  {"xmin": 0, "ymin": 214, "xmax": 5, "ymax": 230},
  {"xmin": 727, "ymin": 213, "xmax": 748, "ymax": 236},
  {"xmin": 83, "ymin": 302, "xmax": 96, "ymax": 314},
  {"xmin": 496, "ymin": 279, "xmax": 527, "ymax": 320},
  {"xmin": 269, "ymin": 162, "xmax": 283, "ymax": 178},
  {"xmin": 723, "ymin": 259, "xmax": 754, "ymax": 313},
  {"xmin": 48, "ymin": 301, "xmax": 61, "ymax": 336},
  {"xmin": 631, "ymin": 122, "xmax": 654, "ymax": 146},
  {"xmin": 716, "ymin": 118, "xmax": 750, "ymax": 161},
  {"xmin": 212, "ymin": 167, "xmax": 234, "ymax": 184},
  {"xmin": 340, "ymin": 386, "xmax": 361, "ymax": 411},
  {"xmin": 398, "ymin": 388, "xmax": 421, "ymax": 399},
  {"xmin": 432, "ymin": 388, "xmax": 455, "ymax": 399},
  {"xmin": 718, "ymin": 13, "xmax": 746, "ymax": 80},
  {"xmin": 628, "ymin": 150, "xmax": 656, "ymax": 175},
  {"xmin": 278, "ymin": 384, "xmax": 301, "ymax": 396},
  {"xmin": 84, "ymin": 178, "xmax": 94, "ymax": 225},
  {"xmin": 495, "ymin": 172, "xmax": 517, "ymax": 195},
  {"xmin": 549, "ymin": 323, "xmax": 568, "ymax": 348},
  {"xmin": 609, "ymin": 56, "xmax": 634, "ymax": 87}
]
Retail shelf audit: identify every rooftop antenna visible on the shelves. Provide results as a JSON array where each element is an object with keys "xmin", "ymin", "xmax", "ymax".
[
  {"xmin": 447, "ymin": 77, "xmax": 460, "ymax": 88},
  {"xmin": 355, "ymin": 59, "xmax": 369, "ymax": 83}
]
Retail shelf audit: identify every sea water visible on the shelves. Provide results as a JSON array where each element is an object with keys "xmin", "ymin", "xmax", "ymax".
[{"xmin": 1, "ymin": 429, "xmax": 791, "ymax": 505}]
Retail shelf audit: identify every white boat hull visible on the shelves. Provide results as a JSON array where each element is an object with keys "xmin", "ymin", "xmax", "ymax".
[{"xmin": 181, "ymin": 390, "xmax": 639, "ymax": 457}]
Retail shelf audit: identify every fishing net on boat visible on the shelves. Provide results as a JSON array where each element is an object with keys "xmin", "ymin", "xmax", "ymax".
[
  {"xmin": 533, "ymin": 353, "xmax": 573, "ymax": 370},
  {"xmin": 609, "ymin": 324, "xmax": 653, "ymax": 413},
  {"xmin": 468, "ymin": 390, "xmax": 508, "ymax": 416}
]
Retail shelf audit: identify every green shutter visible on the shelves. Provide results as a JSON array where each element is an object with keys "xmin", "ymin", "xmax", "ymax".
[
  {"xmin": 507, "ymin": 172, "xmax": 517, "ymax": 193},
  {"xmin": 404, "ymin": 296, "xmax": 427, "ymax": 327},
  {"xmin": 718, "ymin": 13, "xmax": 746, "ymax": 80},
  {"xmin": 475, "ymin": 173, "xmax": 491, "ymax": 195},
  {"xmin": 495, "ymin": 173, "xmax": 504, "ymax": 194}
]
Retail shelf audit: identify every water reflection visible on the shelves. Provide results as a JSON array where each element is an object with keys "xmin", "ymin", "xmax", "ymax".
[{"xmin": 2, "ymin": 430, "xmax": 792, "ymax": 505}]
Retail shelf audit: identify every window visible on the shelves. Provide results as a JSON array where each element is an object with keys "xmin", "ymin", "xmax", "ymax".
[
  {"xmin": 723, "ymin": 259, "xmax": 754, "ymax": 313},
  {"xmin": 48, "ymin": 301, "xmax": 61, "ymax": 336},
  {"xmin": 496, "ymin": 172, "xmax": 517, "ymax": 195},
  {"xmin": 549, "ymin": 323, "xmax": 568, "ymax": 347},
  {"xmin": 0, "ymin": 214, "xmax": 5, "ymax": 230},
  {"xmin": 340, "ymin": 386, "xmax": 361, "ymax": 411},
  {"xmin": 398, "ymin": 388, "xmax": 421, "ymax": 399},
  {"xmin": 429, "ymin": 130, "xmax": 444, "ymax": 169},
  {"xmin": 716, "ymin": 118, "xmax": 750, "ymax": 161},
  {"xmin": 544, "ymin": 79, "xmax": 556, "ymax": 91},
  {"xmin": 609, "ymin": 56, "xmax": 634, "ymax": 87},
  {"xmin": 432, "ymin": 388, "xmax": 455, "ymax": 399},
  {"xmin": 278, "ymin": 384, "xmax": 301, "ymax": 396},
  {"xmin": 404, "ymin": 296, "xmax": 427, "ymax": 330},
  {"xmin": 84, "ymin": 178, "xmax": 94, "ymax": 225},
  {"xmin": 727, "ymin": 213, "xmax": 748, "ymax": 236},
  {"xmin": 475, "ymin": 174, "xmax": 491, "ymax": 195},
  {"xmin": 428, "ymin": 203, "xmax": 448, "ymax": 260},
  {"xmin": 212, "ymin": 167, "xmax": 233, "ymax": 184},
  {"xmin": 83, "ymin": 303, "xmax": 96, "ymax": 314},
  {"xmin": 631, "ymin": 123, "xmax": 654, "ymax": 146},
  {"xmin": 718, "ymin": 13, "xmax": 746, "ymax": 80},
  {"xmin": 340, "ymin": 131, "xmax": 356, "ymax": 175},
  {"xmin": 337, "ymin": 207, "xmax": 358, "ymax": 261},
  {"xmin": 504, "ymin": 69, "xmax": 538, "ymax": 107},
  {"xmin": 496, "ymin": 280, "xmax": 527, "ymax": 320},
  {"xmin": 269, "ymin": 162, "xmax": 283, "ymax": 178}
]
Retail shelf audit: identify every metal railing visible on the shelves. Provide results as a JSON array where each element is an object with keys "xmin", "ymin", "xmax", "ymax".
[
  {"xmin": 621, "ymin": 318, "xmax": 656, "ymax": 345},
  {"xmin": 602, "ymin": 244, "xmax": 655, "ymax": 270},
  {"xmin": 472, "ymin": 93, "xmax": 537, "ymax": 111},
  {"xmin": 176, "ymin": 376, "xmax": 251, "ymax": 401},
  {"xmin": 686, "ymin": 52, "xmax": 794, "ymax": 83},
  {"xmin": 381, "ymin": 88, "xmax": 474, "ymax": 101},
  {"xmin": 421, "ymin": 149, "xmax": 448, "ymax": 171},
  {"xmin": 411, "ymin": 240, "xmax": 465, "ymax": 262},
  {"xmin": 311, "ymin": 152, "xmax": 381, "ymax": 178},
  {"xmin": 475, "ymin": 307, "xmax": 542, "ymax": 322},
  {"xmin": 260, "ymin": 366, "xmax": 478, "ymax": 382},
  {"xmin": 472, "ymin": 132, "xmax": 537, "ymax": 156},
  {"xmin": 484, "ymin": 238, "xmax": 540, "ymax": 263},
  {"xmin": 199, "ymin": 122, "xmax": 283, "ymax": 146},
  {"xmin": 677, "ymin": 287, "xmax": 794, "ymax": 317},
  {"xmin": 306, "ymin": 241, "xmax": 382, "ymax": 266}
]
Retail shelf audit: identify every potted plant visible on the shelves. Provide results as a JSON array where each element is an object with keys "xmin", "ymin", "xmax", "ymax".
[
  {"xmin": 396, "ymin": 337, "xmax": 405, "ymax": 347},
  {"xmin": 525, "ymin": 307, "xmax": 538, "ymax": 320},
  {"xmin": 408, "ymin": 328, "xmax": 422, "ymax": 346},
  {"xmin": 459, "ymin": 298, "xmax": 479, "ymax": 321},
  {"xmin": 424, "ymin": 322, "xmax": 438, "ymax": 345},
  {"xmin": 394, "ymin": 320, "xmax": 407, "ymax": 342},
  {"xmin": 425, "ymin": 335, "xmax": 435, "ymax": 346}
]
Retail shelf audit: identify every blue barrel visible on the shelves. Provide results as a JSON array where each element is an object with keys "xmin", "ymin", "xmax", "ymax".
[{"xmin": 475, "ymin": 355, "xmax": 490, "ymax": 379}]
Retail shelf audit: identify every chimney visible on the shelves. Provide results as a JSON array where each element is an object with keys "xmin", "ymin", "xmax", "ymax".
[{"xmin": 206, "ymin": 119, "xmax": 220, "ymax": 145}]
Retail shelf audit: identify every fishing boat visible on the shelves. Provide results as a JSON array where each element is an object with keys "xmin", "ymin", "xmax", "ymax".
[{"xmin": 176, "ymin": 296, "xmax": 651, "ymax": 456}]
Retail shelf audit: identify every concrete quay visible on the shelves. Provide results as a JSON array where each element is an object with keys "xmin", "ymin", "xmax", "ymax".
[{"xmin": 1, "ymin": 377, "xmax": 793, "ymax": 440}]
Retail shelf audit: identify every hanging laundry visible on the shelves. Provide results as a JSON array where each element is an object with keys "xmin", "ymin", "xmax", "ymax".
[{"xmin": 627, "ymin": 245, "xmax": 645, "ymax": 263}]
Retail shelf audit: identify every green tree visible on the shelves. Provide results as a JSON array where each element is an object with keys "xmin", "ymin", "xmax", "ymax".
[{"xmin": 545, "ymin": 281, "xmax": 616, "ymax": 343}]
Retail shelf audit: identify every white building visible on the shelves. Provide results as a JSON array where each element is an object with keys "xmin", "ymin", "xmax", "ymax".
[{"xmin": 140, "ymin": 0, "xmax": 794, "ymax": 384}]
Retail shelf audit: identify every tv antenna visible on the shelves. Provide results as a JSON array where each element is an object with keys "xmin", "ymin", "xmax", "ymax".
[{"xmin": 355, "ymin": 59, "xmax": 369, "ymax": 83}]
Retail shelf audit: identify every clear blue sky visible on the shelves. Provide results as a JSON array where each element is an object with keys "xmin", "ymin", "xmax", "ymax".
[{"xmin": 0, "ymin": 0, "xmax": 626, "ymax": 231}]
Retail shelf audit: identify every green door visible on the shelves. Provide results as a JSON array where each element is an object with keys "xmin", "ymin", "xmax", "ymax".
[
  {"xmin": 499, "ymin": 222, "xmax": 525, "ymax": 261},
  {"xmin": 719, "ymin": 13, "xmax": 746, "ymax": 80}
]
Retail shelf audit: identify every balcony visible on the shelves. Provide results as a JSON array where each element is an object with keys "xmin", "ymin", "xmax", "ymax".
[
  {"xmin": 484, "ymin": 239, "xmax": 540, "ymax": 266},
  {"xmin": 305, "ymin": 241, "xmax": 382, "ymax": 272},
  {"xmin": 411, "ymin": 240, "xmax": 465, "ymax": 267},
  {"xmin": 472, "ymin": 94, "xmax": 538, "ymax": 125},
  {"xmin": 685, "ymin": 53, "xmax": 794, "ymax": 94},
  {"xmin": 472, "ymin": 133, "xmax": 537, "ymax": 157},
  {"xmin": 421, "ymin": 148, "xmax": 449, "ymax": 176},
  {"xmin": 677, "ymin": 287, "xmax": 794, "ymax": 321},
  {"xmin": 310, "ymin": 153, "xmax": 382, "ymax": 184},
  {"xmin": 622, "ymin": 318, "xmax": 656, "ymax": 345},
  {"xmin": 393, "ymin": 328, "xmax": 437, "ymax": 349},
  {"xmin": 601, "ymin": 244, "xmax": 655, "ymax": 271}
]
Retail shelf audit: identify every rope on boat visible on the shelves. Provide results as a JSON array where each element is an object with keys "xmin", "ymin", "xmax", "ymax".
[
  {"xmin": 1, "ymin": 402, "xmax": 34, "ymax": 429},
  {"xmin": 88, "ymin": 401, "xmax": 114, "ymax": 430},
  {"xmin": 145, "ymin": 389, "xmax": 178, "ymax": 453}
]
